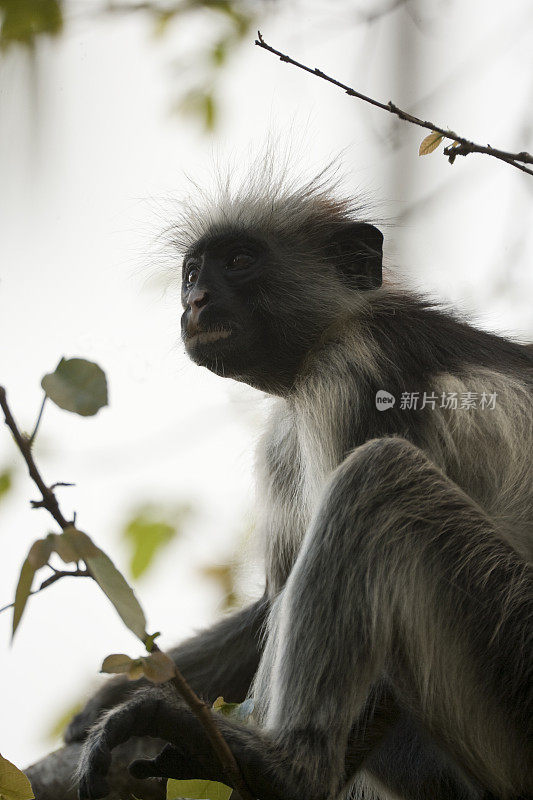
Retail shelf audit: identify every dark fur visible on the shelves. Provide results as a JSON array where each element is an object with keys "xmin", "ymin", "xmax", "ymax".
[{"xmin": 74, "ymin": 173, "xmax": 533, "ymax": 800}]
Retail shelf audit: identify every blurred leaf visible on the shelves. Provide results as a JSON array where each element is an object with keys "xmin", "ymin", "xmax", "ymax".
[
  {"xmin": 0, "ymin": 469, "xmax": 13, "ymax": 502},
  {"xmin": 0, "ymin": 754, "xmax": 34, "ymax": 800},
  {"xmin": 152, "ymin": 9, "xmax": 176, "ymax": 37},
  {"xmin": 419, "ymin": 132, "xmax": 444, "ymax": 156},
  {"xmin": 86, "ymin": 550, "xmax": 147, "ymax": 641},
  {"xmin": 200, "ymin": 563, "xmax": 237, "ymax": 610},
  {"xmin": 45, "ymin": 698, "xmax": 83, "ymax": 741},
  {"xmin": 203, "ymin": 93, "xmax": 216, "ymax": 132},
  {"xmin": 27, "ymin": 537, "xmax": 53, "ymax": 569},
  {"xmin": 167, "ymin": 779, "xmax": 232, "ymax": 800},
  {"xmin": 41, "ymin": 357, "xmax": 108, "ymax": 417},
  {"xmin": 0, "ymin": 0, "xmax": 62, "ymax": 50},
  {"xmin": 177, "ymin": 89, "xmax": 218, "ymax": 133},
  {"xmin": 209, "ymin": 1, "xmax": 251, "ymax": 37},
  {"xmin": 123, "ymin": 508, "xmax": 183, "ymax": 580},
  {"xmin": 210, "ymin": 38, "xmax": 229, "ymax": 67},
  {"xmin": 48, "ymin": 527, "xmax": 100, "ymax": 564},
  {"xmin": 12, "ymin": 558, "xmax": 35, "ymax": 639}
]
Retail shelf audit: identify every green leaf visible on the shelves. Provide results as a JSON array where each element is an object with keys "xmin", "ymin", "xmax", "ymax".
[
  {"xmin": 419, "ymin": 132, "xmax": 444, "ymax": 156},
  {"xmin": 123, "ymin": 510, "xmax": 181, "ymax": 580},
  {"xmin": 0, "ymin": 754, "xmax": 34, "ymax": 800},
  {"xmin": 86, "ymin": 550, "xmax": 147, "ymax": 641},
  {"xmin": 0, "ymin": 469, "xmax": 13, "ymax": 501},
  {"xmin": 12, "ymin": 558, "xmax": 35, "ymax": 638},
  {"xmin": 212, "ymin": 696, "xmax": 240, "ymax": 716},
  {"xmin": 167, "ymin": 779, "xmax": 232, "ymax": 800},
  {"xmin": 213, "ymin": 696, "xmax": 254, "ymax": 722},
  {"xmin": 0, "ymin": 0, "xmax": 62, "ymax": 50},
  {"xmin": 41, "ymin": 357, "xmax": 108, "ymax": 417}
]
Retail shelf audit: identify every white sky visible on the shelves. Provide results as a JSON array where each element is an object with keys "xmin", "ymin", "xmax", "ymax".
[{"xmin": 0, "ymin": 0, "xmax": 532, "ymax": 767}]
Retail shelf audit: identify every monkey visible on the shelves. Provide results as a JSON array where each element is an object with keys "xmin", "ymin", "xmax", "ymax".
[{"xmin": 72, "ymin": 167, "xmax": 533, "ymax": 800}]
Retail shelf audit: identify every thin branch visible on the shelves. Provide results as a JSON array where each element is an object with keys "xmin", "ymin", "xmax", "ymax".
[
  {"xmin": 28, "ymin": 393, "xmax": 47, "ymax": 446},
  {"xmin": 0, "ymin": 383, "xmax": 253, "ymax": 800},
  {"xmin": 165, "ymin": 656, "xmax": 254, "ymax": 800},
  {"xmin": 255, "ymin": 32, "xmax": 533, "ymax": 177},
  {"xmin": 0, "ymin": 567, "xmax": 91, "ymax": 615},
  {"xmin": 0, "ymin": 386, "xmax": 71, "ymax": 529}
]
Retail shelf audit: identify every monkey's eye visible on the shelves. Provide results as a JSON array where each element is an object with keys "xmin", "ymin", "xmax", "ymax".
[
  {"xmin": 227, "ymin": 253, "xmax": 254, "ymax": 270},
  {"xmin": 185, "ymin": 265, "xmax": 200, "ymax": 285}
]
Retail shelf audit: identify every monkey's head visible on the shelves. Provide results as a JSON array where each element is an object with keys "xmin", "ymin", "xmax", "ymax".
[{"xmin": 177, "ymin": 175, "xmax": 383, "ymax": 394}]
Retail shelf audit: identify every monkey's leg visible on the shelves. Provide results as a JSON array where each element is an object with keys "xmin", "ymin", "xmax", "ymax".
[
  {"xmin": 256, "ymin": 436, "xmax": 532, "ymax": 799},
  {"xmin": 78, "ymin": 437, "xmax": 532, "ymax": 800},
  {"xmin": 66, "ymin": 595, "xmax": 268, "ymax": 742}
]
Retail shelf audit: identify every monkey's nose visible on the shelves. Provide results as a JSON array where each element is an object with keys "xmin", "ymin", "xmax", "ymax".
[{"xmin": 188, "ymin": 287, "xmax": 210, "ymax": 325}]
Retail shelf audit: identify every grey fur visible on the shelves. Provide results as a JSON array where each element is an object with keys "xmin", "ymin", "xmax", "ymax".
[{"xmin": 76, "ymin": 172, "xmax": 532, "ymax": 800}]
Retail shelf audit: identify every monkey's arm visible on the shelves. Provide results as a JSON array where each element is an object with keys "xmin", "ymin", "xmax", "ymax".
[{"xmin": 65, "ymin": 595, "xmax": 268, "ymax": 743}]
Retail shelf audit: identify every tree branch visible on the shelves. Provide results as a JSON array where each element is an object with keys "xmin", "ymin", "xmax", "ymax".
[
  {"xmin": 0, "ymin": 386, "xmax": 71, "ymax": 529},
  {"xmin": 0, "ymin": 567, "xmax": 91, "ymax": 615},
  {"xmin": 255, "ymin": 32, "xmax": 533, "ymax": 177},
  {"xmin": 1, "ymin": 383, "xmax": 253, "ymax": 800}
]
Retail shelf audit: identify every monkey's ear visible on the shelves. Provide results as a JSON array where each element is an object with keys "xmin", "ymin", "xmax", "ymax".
[{"xmin": 327, "ymin": 223, "xmax": 383, "ymax": 290}]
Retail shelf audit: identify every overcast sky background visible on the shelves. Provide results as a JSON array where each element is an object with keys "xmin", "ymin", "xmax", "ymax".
[{"xmin": 1, "ymin": 0, "xmax": 532, "ymax": 767}]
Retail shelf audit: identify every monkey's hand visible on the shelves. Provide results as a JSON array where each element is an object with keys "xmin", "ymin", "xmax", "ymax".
[
  {"xmin": 65, "ymin": 675, "xmax": 144, "ymax": 743},
  {"xmin": 77, "ymin": 689, "xmax": 227, "ymax": 800},
  {"xmin": 77, "ymin": 688, "xmax": 291, "ymax": 800}
]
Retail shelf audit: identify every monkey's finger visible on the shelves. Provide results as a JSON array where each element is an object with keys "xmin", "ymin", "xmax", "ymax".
[{"xmin": 129, "ymin": 744, "xmax": 188, "ymax": 779}]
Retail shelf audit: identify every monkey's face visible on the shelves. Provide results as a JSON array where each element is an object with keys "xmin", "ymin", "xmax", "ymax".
[
  {"xmin": 180, "ymin": 220, "xmax": 384, "ymax": 394},
  {"xmin": 181, "ymin": 231, "xmax": 304, "ymax": 393}
]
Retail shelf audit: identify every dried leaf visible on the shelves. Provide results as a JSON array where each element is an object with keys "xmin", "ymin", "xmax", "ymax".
[
  {"xmin": 101, "ymin": 654, "xmax": 136, "ymax": 675},
  {"xmin": 419, "ymin": 132, "xmax": 444, "ymax": 156},
  {"xmin": 141, "ymin": 651, "xmax": 175, "ymax": 684}
]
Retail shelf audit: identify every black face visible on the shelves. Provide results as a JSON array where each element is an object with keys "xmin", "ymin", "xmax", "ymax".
[
  {"xmin": 181, "ymin": 232, "xmax": 295, "ymax": 393},
  {"xmin": 180, "ymin": 222, "xmax": 384, "ymax": 394}
]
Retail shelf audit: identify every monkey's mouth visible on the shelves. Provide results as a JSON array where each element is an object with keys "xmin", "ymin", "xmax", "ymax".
[{"xmin": 185, "ymin": 328, "xmax": 232, "ymax": 347}]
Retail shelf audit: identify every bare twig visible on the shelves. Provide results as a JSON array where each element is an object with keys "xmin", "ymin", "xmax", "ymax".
[
  {"xmin": 255, "ymin": 32, "xmax": 533, "ymax": 177},
  {"xmin": 0, "ymin": 386, "xmax": 71, "ymax": 529},
  {"xmin": 155, "ymin": 649, "xmax": 254, "ymax": 800},
  {"xmin": 0, "ymin": 567, "xmax": 91, "ymax": 615}
]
